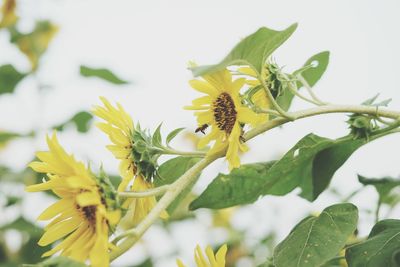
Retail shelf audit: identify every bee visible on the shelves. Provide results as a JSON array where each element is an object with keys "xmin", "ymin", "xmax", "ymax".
[{"xmin": 195, "ymin": 124, "xmax": 209, "ymax": 134}]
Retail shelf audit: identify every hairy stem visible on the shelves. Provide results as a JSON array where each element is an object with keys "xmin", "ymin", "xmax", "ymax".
[
  {"xmin": 110, "ymin": 103, "xmax": 400, "ymax": 262},
  {"xmin": 297, "ymin": 74, "xmax": 327, "ymax": 105},
  {"xmin": 244, "ymin": 104, "xmax": 400, "ymax": 141},
  {"xmin": 110, "ymin": 155, "xmax": 219, "ymax": 261}
]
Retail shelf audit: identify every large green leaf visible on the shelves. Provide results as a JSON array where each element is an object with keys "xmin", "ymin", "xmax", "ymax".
[
  {"xmin": 0, "ymin": 64, "xmax": 26, "ymax": 95},
  {"xmin": 54, "ymin": 111, "xmax": 93, "ymax": 133},
  {"xmin": 346, "ymin": 219, "xmax": 400, "ymax": 267},
  {"xmin": 156, "ymin": 156, "xmax": 201, "ymax": 214},
  {"xmin": 190, "ymin": 134, "xmax": 367, "ymax": 210},
  {"xmin": 191, "ymin": 24, "xmax": 298, "ymax": 77},
  {"xmin": 189, "ymin": 162, "xmax": 275, "ymax": 210},
  {"xmin": 80, "ymin": 65, "xmax": 128, "ymax": 85},
  {"xmin": 273, "ymin": 203, "xmax": 358, "ymax": 267},
  {"xmin": 358, "ymin": 175, "xmax": 400, "ymax": 205},
  {"xmin": 277, "ymin": 51, "xmax": 330, "ymax": 111}
]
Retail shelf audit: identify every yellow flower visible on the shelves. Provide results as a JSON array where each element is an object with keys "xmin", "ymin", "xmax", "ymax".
[
  {"xmin": 177, "ymin": 244, "xmax": 227, "ymax": 267},
  {"xmin": 26, "ymin": 133, "xmax": 120, "ymax": 267},
  {"xmin": 238, "ymin": 66, "xmax": 271, "ymax": 122},
  {"xmin": 185, "ymin": 69, "xmax": 261, "ymax": 170},
  {"xmin": 93, "ymin": 97, "xmax": 167, "ymax": 226},
  {"xmin": 0, "ymin": 0, "xmax": 18, "ymax": 28}
]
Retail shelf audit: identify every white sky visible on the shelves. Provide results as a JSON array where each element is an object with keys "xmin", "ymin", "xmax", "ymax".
[{"xmin": 0, "ymin": 0, "xmax": 400, "ymax": 266}]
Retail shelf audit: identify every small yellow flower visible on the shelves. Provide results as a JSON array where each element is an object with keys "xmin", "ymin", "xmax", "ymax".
[
  {"xmin": 93, "ymin": 97, "xmax": 167, "ymax": 226},
  {"xmin": 26, "ymin": 133, "xmax": 120, "ymax": 267},
  {"xmin": 177, "ymin": 244, "xmax": 227, "ymax": 267},
  {"xmin": 0, "ymin": 0, "xmax": 18, "ymax": 28},
  {"xmin": 185, "ymin": 69, "xmax": 261, "ymax": 170}
]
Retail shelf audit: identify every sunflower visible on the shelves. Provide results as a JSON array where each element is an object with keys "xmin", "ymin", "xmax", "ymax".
[
  {"xmin": 93, "ymin": 97, "xmax": 167, "ymax": 226},
  {"xmin": 185, "ymin": 69, "xmax": 261, "ymax": 170},
  {"xmin": 26, "ymin": 133, "xmax": 120, "ymax": 267},
  {"xmin": 177, "ymin": 244, "xmax": 227, "ymax": 267}
]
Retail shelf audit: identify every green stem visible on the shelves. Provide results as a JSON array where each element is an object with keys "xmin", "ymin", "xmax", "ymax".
[
  {"xmin": 297, "ymin": 74, "xmax": 327, "ymax": 105},
  {"xmin": 110, "ymin": 155, "xmax": 218, "ymax": 261},
  {"xmin": 118, "ymin": 185, "xmax": 170, "ymax": 198},
  {"xmin": 280, "ymin": 72, "xmax": 323, "ymax": 106},
  {"xmin": 259, "ymin": 75, "xmax": 295, "ymax": 120},
  {"xmin": 160, "ymin": 148, "xmax": 206, "ymax": 157},
  {"xmin": 246, "ymin": 104, "xmax": 400, "ymax": 141},
  {"xmin": 110, "ymin": 103, "xmax": 400, "ymax": 262},
  {"xmin": 375, "ymin": 199, "xmax": 382, "ymax": 223}
]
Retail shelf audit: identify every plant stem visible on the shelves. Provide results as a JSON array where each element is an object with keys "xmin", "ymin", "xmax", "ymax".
[
  {"xmin": 118, "ymin": 185, "xmax": 170, "ymax": 198},
  {"xmin": 110, "ymin": 103, "xmax": 400, "ymax": 262},
  {"xmin": 375, "ymin": 199, "xmax": 382, "ymax": 223},
  {"xmin": 259, "ymin": 75, "xmax": 295, "ymax": 120},
  {"xmin": 297, "ymin": 74, "xmax": 327, "ymax": 105},
  {"xmin": 245, "ymin": 104, "xmax": 400, "ymax": 141},
  {"xmin": 280, "ymin": 72, "xmax": 323, "ymax": 106},
  {"xmin": 160, "ymin": 148, "xmax": 206, "ymax": 157},
  {"xmin": 110, "ymin": 155, "xmax": 219, "ymax": 261}
]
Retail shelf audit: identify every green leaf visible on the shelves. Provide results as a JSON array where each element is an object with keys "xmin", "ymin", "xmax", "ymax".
[
  {"xmin": 274, "ymin": 203, "xmax": 358, "ymax": 267},
  {"xmin": 24, "ymin": 256, "xmax": 86, "ymax": 267},
  {"xmin": 346, "ymin": 219, "xmax": 400, "ymax": 267},
  {"xmin": 54, "ymin": 111, "xmax": 93, "ymax": 133},
  {"xmin": 191, "ymin": 24, "xmax": 298, "ymax": 76},
  {"xmin": 152, "ymin": 123, "xmax": 163, "ymax": 148},
  {"xmin": 358, "ymin": 175, "xmax": 400, "ymax": 205},
  {"xmin": 80, "ymin": 65, "xmax": 128, "ymax": 85},
  {"xmin": 0, "ymin": 64, "xmax": 26, "ymax": 95},
  {"xmin": 190, "ymin": 133, "xmax": 369, "ymax": 210},
  {"xmin": 166, "ymin": 127, "xmax": 185, "ymax": 146},
  {"xmin": 362, "ymin": 94, "xmax": 392, "ymax": 107},
  {"xmin": 296, "ymin": 51, "xmax": 330, "ymax": 88},
  {"xmin": 189, "ymin": 162, "xmax": 275, "ymax": 210},
  {"xmin": 156, "ymin": 156, "xmax": 201, "ymax": 214},
  {"xmin": 277, "ymin": 51, "xmax": 330, "ymax": 111}
]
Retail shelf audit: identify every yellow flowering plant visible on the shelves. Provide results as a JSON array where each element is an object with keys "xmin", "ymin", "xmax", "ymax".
[{"xmin": 1, "ymin": 4, "xmax": 399, "ymax": 266}]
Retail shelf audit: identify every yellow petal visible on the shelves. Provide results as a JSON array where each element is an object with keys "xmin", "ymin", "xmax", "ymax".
[
  {"xmin": 37, "ymin": 198, "xmax": 71, "ymax": 221},
  {"xmin": 237, "ymin": 107, "xmax": 261, "ymax": 126},
  {"xmin": 215, "ymin": 244, "xmax": 228, "ymax": 265},
  {"xmin": 76, "ymin": 191, "xmax": 101, "ymax": 207},
  {"xmin": 106, "ymin": 210, "xmax": 121, "ymax": 225},
  {"xmin": 237, "ymin": 66, "xmax": 257, "ymax": 77},
  {"xmin": 205, "ymin": 246, "xmax": 217, "ymax": 265},
  {"xmin": 38, "ymin": 217, "xmax": 82, "ymax": 246},
  {"xmin": 192, "ymin": 96, "xmax": 212, "ymax": 106},
  {"xmin": 176, "ymin": 259, "xmax": 187, "ymax": 267},
  {"xmin": 197, "ymin": 127, "xmax": 219, "ymax": 149},
  {"xmin": 189, "ymin": 79, "xmax": 219, "ymax": 97}
]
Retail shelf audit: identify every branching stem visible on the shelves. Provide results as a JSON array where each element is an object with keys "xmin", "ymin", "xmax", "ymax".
[{"xmin": 110, "ymin": 103, "xmax": 400, "ymax": 262}]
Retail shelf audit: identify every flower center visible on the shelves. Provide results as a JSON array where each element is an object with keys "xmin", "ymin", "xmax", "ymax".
[
  {"xmin": 213, "ymin": 92, "xmax": 237, "ymax": 134},
  {"xmin": 81, "ymin": 205, "xmax": 97, "ymax": 226}
]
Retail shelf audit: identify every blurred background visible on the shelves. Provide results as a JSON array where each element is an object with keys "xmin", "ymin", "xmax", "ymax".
[{"xmin": 0, "ymin": 0, "xmax": 399, "ymax": 266}]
